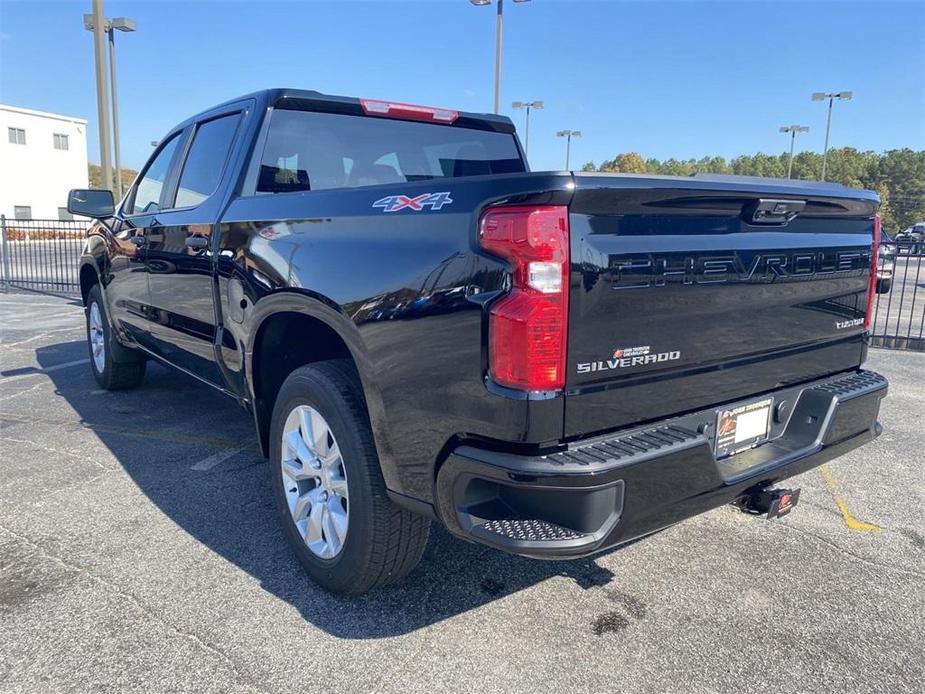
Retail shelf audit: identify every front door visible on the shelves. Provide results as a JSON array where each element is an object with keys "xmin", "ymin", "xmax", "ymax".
[{"xmin": 107, "ymin": 133, "xmax": 184, "ymax": 347}]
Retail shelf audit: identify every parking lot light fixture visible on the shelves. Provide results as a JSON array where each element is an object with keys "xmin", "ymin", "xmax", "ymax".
[
  {"xmin": 511, "ymin": 100, "xmax": 543, "ymax": 158},
  {"xmin": 556, "ymin": 129, "xmax": 581, "ymax": 170},
  {"xmin": 84, "ymin": 10, "xmax": 137, "ymax": 199},
  {"xmin": 470, "ymin": 0, "xmax": 532, "ymax": 114},
  {"xmin": 110, "ymin": 17, "xmax": 136, "ymax": 32},
  {"xmin": 811, "ymin": 91, "xmax": 853, "ymax": 181},
  {"xmin": 779, "ymin": 125, "xmax": 810, "ymax": 179},
  {"xmin": 84, "ymin": 1, "xmax": 113, "ymax": 196}
]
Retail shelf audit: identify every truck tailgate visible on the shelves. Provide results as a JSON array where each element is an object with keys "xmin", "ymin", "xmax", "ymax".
[{"xmin": 565, "ymin": 173, "xmax": 878, "ymax": 439}]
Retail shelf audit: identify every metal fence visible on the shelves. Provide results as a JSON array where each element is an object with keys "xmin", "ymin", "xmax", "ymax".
[
  {"xmin": 0, "ymin": 216, "xmax": 87, "ymax": 296},
  {"xmin": 1, "ymin": 214, "xmax": 923, "ymax": 351},
  {"xmin": 871, "ymin": 242, "xmax": 925, "ymax": 351}
]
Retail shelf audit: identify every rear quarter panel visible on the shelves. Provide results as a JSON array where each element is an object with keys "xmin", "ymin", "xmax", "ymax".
[{"xmin": 217, "ymin": 173, "xmax": 574, "ymax": 501}]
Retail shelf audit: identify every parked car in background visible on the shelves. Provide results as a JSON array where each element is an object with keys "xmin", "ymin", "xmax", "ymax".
[
  {"xmin": 878, "ymin": 229, "xmax": 896, "ymax": 293},
  {"xmin": 895, "ymin": 222, "xmax": 925, "ymax": 254}
]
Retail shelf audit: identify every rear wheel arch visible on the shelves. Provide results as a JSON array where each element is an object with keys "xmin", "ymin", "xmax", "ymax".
[{"xmin": 246, "ymin": 294, "xmax": 386, "ymax": 459}]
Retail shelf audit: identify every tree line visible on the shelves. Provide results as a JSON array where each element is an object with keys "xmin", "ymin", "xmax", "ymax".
[
  {"xmin": 581, "ymin": 147, "xmax": 925, "ymax": 232},
  {"xmin": 89, "ymin": 147, "xmax": 925, "ymax": 232},
  {"xmin": 88, "ymin": 164, "xmax": 137, "ymax": 195}
]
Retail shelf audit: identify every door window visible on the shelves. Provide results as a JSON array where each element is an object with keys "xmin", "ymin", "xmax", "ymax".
[
  {"xmin": 174, "ymin": 114, "xmax": 241, "ymax": 209},
  {"xmin": 130, "ymin": 135, "xmax": 181, "ymax": 215}
]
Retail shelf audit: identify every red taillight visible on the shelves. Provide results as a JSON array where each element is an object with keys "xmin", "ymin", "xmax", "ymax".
[
  {"xmin": 360, "ymin": 99, "xmax": 459, "ymax": 124},
  {"xmin": 865, "ymin": 213, "xmax": 881, "ymax": 331},
  {"xmin": 479, "ymin": 206, "xmax": 569, "ymax": 391}
]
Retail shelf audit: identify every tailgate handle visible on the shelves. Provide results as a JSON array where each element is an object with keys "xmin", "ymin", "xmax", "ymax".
[{"xmin": 746, "ymin": 198, "xmax": 806, "ymax": 225}]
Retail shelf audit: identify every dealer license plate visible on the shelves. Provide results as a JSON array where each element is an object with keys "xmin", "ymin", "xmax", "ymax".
[{"xmin": 715, "ymin": 397, "xmax": 773, "ymax": 459}]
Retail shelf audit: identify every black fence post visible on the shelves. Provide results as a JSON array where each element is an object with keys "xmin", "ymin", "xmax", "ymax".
[{"xmin": 0, "ymin": 214, "xmax": 10, "ymax": 293}]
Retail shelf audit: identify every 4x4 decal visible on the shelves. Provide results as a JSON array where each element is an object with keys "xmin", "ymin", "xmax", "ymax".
[{"xmin": 373, "ymin": 192, "xmax": 453, "ymax": 212}]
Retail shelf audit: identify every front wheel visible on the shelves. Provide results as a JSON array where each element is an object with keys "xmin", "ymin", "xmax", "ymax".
[
  {"xmin": 85, "ymin": 284, "xmax": 146, "ymax": 390},
  {"xmin": 269, "ymin": 360, "xmax": 430, "ymax": 595}
]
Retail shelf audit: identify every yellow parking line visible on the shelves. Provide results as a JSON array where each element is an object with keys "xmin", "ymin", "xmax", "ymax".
[{"xmin": 819, "ymin": 464, "xmax": 881, "ymax": 532}]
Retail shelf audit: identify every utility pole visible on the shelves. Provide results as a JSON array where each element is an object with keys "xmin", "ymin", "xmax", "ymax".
[
  {"xmin": 812, "ymin": 91, "xmax": 852, "ymax": 181},
  {"xmin": 91, "ymin": 0, "xmax": 113, "ymax": 194},
  {"xmin": 779, "ymin": 125, "xmax": 809, "ymax": 179},
  {"xmin": 494, "ymin": 0, "xmax": 503, "ymax": 114},
  {"xmin": 85, "ymin": 13, "xmax": 136, "ymax": 199},
  {"xmin": 511, "ymin": 100, "xmax": 543, "ymax": 158},
  {"xmin": 470, "ymin": 0, "xmax": 532, "ymax": 114},
  {"xmin": 557, "ymin": 130, "xmax": 581, "ymax": 170},
  {"xmin": 107, "ymin": 18, "xmax": 136, "ymax": 199}
]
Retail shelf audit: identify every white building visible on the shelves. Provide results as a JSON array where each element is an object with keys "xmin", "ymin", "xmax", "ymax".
[{"xmin": 0, "ymin": 104, "xmax": 89, "ymax": 222}]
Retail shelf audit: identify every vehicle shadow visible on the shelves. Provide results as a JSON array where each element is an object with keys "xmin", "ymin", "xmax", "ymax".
[{"xmin": 38, "ymin": 340, "xmax": 619, "ymax": 638}]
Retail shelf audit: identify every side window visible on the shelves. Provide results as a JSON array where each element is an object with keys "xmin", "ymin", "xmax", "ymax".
[
  {"xmin": 256, "ymin": 110, "xmax": 349, "ymax": 193},
  {"xmin": 131, "ymin": 135, "xmax": 181, "ymax": 215},
  {"xmin": 174, "ymin": 114, "xmax": 241, "ymax": 209}
]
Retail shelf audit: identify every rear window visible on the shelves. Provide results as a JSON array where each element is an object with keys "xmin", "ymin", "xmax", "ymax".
[{"xmin": 255, "ymin": 109, "xmax": 525, "ymax": 193}]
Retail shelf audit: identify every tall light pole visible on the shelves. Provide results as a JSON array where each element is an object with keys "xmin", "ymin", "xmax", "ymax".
[
  {"xmin": 779, "ymin": 125, "xmax": 809, "ymax": 179},
  {"xmin": 84, "ymin": 12, "xmax": 136, "ymax": 200},
  {"xmin": 108, "ymin": 18, "xmax": 136, "ymax": 200},
  {"xmin": 470, "ymin": 0, "xmax": 532, "ymax": 114},
  {"xmin": 88, "ymin": 0, "xmax": 113, "ymax": 195},
  {"xmin": 556, "ymin": 130, "xmax": 581, "ymax": 170},
  {"xmin": 812, "ymin": 91, "xmax": 852, "ymax": 181},
  {"xmin": 511, "ymin": 100, "xmax": 542, "ymax": 158}
]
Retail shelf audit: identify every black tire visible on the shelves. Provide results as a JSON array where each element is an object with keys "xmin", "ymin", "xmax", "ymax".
[
  {"xmin": 269, "ymin": 360, "xmax": 430, "ymax": 595},
  {"xmin": 85, "ymin": 284, "xmax": 146, "ymax": 390}
]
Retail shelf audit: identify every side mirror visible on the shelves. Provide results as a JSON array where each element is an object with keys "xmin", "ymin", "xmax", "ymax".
[{"xmin": 67, "ymin": 189, "xmax": 115, "ymax": 219}]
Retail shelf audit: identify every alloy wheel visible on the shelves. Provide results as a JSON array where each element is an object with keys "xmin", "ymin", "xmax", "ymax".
[
  {"xmin": 280, "ymin": 405, "xmax": 349, "ymax": 559},
  {"xmin": 89, "ymin": 302, "xmax": 106, "ymax": 374}
]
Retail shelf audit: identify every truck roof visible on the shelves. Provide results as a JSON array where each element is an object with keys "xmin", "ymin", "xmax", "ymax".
[{"xmin": 173, "ymin": 88, "xmax": 516, "ymax": 135}]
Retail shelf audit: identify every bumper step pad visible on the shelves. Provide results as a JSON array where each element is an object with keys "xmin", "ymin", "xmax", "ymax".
[
  {"xmin": 548, "ymin": 425, "xmax": 702, "ymax": 468},
  {"xmin": 814, "ymin": 370, "xmax": 888, "ymax": 398},
  {"xmin": 476, "ymin": 518, "xmax": 587, "ymax": 542}
]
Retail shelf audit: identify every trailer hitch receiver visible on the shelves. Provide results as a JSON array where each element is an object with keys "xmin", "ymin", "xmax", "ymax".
[{"xmin": 735, "ymin": 487, "xmax": 801, "ymax": 520}]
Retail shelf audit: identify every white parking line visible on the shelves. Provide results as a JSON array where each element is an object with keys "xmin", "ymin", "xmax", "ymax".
[
  {"xmin": 1, "ymin": 358, "xmax": 89, "ymax": 382},
  {"xmin": 190, "ymin": 444, "xmax": 250, "ymax": 471}
]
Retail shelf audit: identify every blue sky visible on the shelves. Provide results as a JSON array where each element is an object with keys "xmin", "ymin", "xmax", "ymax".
[{"xmin": 1, "ymin": 0, "xmax": 923, "ymax": 172}]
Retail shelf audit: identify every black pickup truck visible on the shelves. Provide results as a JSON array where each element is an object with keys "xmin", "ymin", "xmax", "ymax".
[{"xmin": 70, "ymin": 89, "xmax": 888, "ymax": 595}]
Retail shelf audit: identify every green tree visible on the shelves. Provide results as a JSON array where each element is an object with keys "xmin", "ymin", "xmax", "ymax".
[
  {"xmin": 614, "ymin": 152, "xmax": 648, "ymax": 173},
  {"xmin": 88, "ymin": 163, "xmax": 137, "ymax": 193},
  {"xmin": 789, "ymin": 151, "xmax": 822, "ymax": 181},
  {"xmin": 582, "ymin": 149, "xmax": 924, "ymax": 229}
]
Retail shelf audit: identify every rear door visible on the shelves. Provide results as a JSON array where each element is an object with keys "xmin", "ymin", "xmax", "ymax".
[
  {"xmin": 143, "ymin": 109, "xmax": 244, "ymax": 386},
  {"xmin": 564, "ymin": 174, "xmax": 878, "ymax": 438}
]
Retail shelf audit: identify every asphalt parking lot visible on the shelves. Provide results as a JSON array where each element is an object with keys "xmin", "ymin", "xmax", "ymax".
[{"xmin": 1, "ymin": 292, "xmax": 923, "ymax": 693}]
